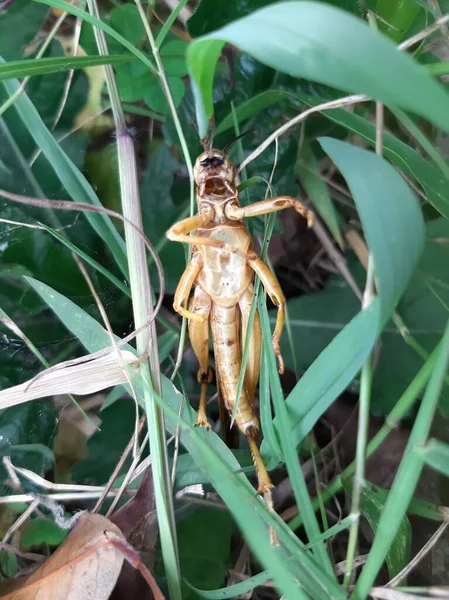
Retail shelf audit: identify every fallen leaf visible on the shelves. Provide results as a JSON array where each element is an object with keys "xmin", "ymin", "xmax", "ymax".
[
  {"xmin": 0, "ymin": 513, "xmax": 124, "ymax": 600},
  {"xmin": 110, "ymin": 469, "xmax": 157, "ymax": 600}
]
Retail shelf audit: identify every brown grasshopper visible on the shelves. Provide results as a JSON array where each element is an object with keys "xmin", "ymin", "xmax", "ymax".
[{"xmin": 166, "ymin": 149, "xmax": 313, "ymax": 494}]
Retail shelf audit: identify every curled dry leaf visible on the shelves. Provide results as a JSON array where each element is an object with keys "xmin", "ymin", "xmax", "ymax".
[
  {"xmin": 0, "ymin": 350, "xmax": 140, "ymax": 411},
  {"xmin": 0, "ymin": 513, "xmax": 125, "ymax": 600}
]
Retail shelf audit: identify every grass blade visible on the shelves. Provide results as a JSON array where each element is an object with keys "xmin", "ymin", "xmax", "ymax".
[{"xmin": 0, "ymin": 54, "xmax": 134, "ymax": 81}]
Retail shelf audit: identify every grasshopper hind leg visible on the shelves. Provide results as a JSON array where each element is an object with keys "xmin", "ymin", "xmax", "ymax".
[{"xmin": 188, "ymin": 286, "xmax": 213, "ymax": 428}]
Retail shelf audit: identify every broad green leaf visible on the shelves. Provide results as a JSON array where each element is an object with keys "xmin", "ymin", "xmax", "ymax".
[
  {"xmin": 176, "ymin": 507, "xmax": 233, "ymax": 598},
  {"xmin": 144, "ymin": 77, "xmax": 185, "ymax": 114},
  {"xmin": 188, "ymin": 516, "xmax": 356, "ymax": 599},
  {"xmin": 415, "ymin": 438, "xmax": 449, "ymax": 477},
  {"xmin": 187, "ymin": 1, "xmax": 449, "ymax": 137},
  {"xmin": 342, "ymin": 478, "xmax": 411, "ymax": 578},
  {"xmin": 216, "ymin": 90, "xmax": 299, "ymax": 134},
  {"xmin": 72, "ymin": 400, "xmax": 138, "ymax": 484},
  {"xmin": 376, "ymin": 0, "xmax": 421, "ymax": 42},
  {"xmin": 161, "ymin": 40, "xmax": 189, "ymax": 78},
  {"xmin": 0, "ymin": 54, "xmax": 134, "ymax": 82},
  {"xmin": 296, "ymin": 140, "xmax": 343, "ymax": 247},
  {"xmin": 109, "ymin": 4, "xmax": 144, "ymax": 46},
  {"xmin": 0, "ymin": 550, "xmax": 17, "ymax": 578},
  {"xmin": 262, "ymin": 139, "xmax": 425, "ymax": 464},
  {"xmin": 21, "ymin": 518, "xmax": 69, "ymax": 549}
]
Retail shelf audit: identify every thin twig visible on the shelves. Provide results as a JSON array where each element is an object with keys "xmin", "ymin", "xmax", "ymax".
[
  {"xmin": 387, "ymin": 522, "xmax": 449, "ymax": 587},
  {"xmin": 398, "ymin": 13, "xmax": 449, "ymax": 51},
  {"xmin": 93, "ymin": 414, "xmax": 146, "ymax": 513},
  {"xmin": 2, "ymin": 500, "xmax": 40, "ymax": 543},
  {"xmin": 238, "ymin": 95, "xmax": 369, "ymax": 173},
  {"xmin": 106, "ymin": 430, "xmax": 150, "ymax": 517}
]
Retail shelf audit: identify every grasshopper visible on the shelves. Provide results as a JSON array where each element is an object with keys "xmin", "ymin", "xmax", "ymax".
[{"xmin": 167, "ymin": 148, "xmax": 313, "ymax": 494}]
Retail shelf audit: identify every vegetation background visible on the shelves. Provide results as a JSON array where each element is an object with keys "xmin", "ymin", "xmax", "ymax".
[{"xmin": 1, "ymin": 0, "xmax": 449, "ymax": 598}]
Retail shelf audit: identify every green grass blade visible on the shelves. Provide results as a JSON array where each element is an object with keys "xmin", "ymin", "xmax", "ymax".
[
  {"xmin": 155, "ymin": 0, "xmax": 190, "ymax": 49},
  {"xmin": 342, "ymin": 478, "xmax": 411, "ymax": 579},
  {"xmin": 415, "ymin": 438, "xmax": 449, "ymax": 477},
  {"xmin": 259, "ymin": 299, "xmax": 335, "ymax": 577},
  {"xmin": 354, "ymin": 317, "xmax": 449, "ymax": 599},
  {"xmin": 391, "ymin": 107, "xmax": 449, "ymax": 179},
  {"xmin": 0, "ymin": 54, "xmax": 134, "ymax": 81},
  {"xmin": 40, "ymin": 224, "xmax": 130, "ymax": 296}
]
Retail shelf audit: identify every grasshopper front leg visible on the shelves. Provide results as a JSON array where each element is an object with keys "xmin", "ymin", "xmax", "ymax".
[
  {"xmin": 226, "ymin": 196, "xmax": 314, "ymax": 374},
  {"xmin": 225, "ymin": 195, "xmax": 314, "ymax": 226}
]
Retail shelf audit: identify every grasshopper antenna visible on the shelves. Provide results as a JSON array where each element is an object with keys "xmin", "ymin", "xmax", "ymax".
[{"xmin": 222, "ymin": 128, "xmax": 256, "ymax": 153}]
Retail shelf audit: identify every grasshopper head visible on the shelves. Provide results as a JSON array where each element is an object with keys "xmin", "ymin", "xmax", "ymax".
[{"xmin": 193, "ymin": 149, "xmax": 235, "ymax": 195}]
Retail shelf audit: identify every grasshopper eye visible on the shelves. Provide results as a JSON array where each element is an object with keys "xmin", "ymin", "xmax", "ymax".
[{"xmin": 200, "ymin": 156, "xmax": 225, "ymax": 168}]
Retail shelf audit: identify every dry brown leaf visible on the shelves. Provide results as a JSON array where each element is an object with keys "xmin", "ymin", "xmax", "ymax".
[{"xmin": 0, "ymin": 513, "xmax": 125, "ymax": 600}]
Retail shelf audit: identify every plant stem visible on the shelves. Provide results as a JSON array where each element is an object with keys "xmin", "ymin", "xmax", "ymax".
[
  {"xmin": 343, "ymin": 259, "xmax": 375, "ymax": 587},
  {"xmin": 86, "ymin": 2, "xmax": 181, "ymax": 597},
  {"xmin": 134, "ymin": 0, "xmax": 195, "ymax": 382}
]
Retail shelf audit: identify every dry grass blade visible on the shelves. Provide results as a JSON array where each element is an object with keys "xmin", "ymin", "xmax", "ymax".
[{"xmin": 0, "ymin": 349, "xmax": 140, "ymax": 411}]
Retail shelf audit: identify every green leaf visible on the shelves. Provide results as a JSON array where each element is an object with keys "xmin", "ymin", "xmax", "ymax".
[
  {"xmin": 0, "ymin": 402, "xmax": 57, "ymax": 496},
  {"xmin": 216, "ymin": 90, "xmax": 300, "ymax": 135},
  {"xmin": 342, "ymin": 478, "xmax": 411, "ymax": 578},
  {"xmin": 21, "ymin": 518, "xmax": 69, "ymax": 549},
  {"xmin": 109, "ymin": 4, "xmax": 144, "ymax": 46},
  {"xmin": 0, "ymin": 54, "xmax": 134, "ymax": 82},
  {"xmin": 415, "ymin": 438, "xmax": 449, "ymax": 476},
  {"xmin": 187, "ymin": 1, "xmax": 449, "ymax": 137},
  {"xmin": 176, "ymin": 507, "xmax": 233, "ymax": 597},
  {"xmin": 262, "ymin": 140, "xmax": 425, "ymax": 464},
  {"xmin": 0, "ymin": 550, "xmax": 17, "ymax": 578},
  {"xmin": 376, "ymin": 0, "xmax": 422, "ymax": 42},
  {"xmin": 296, "ymin": 140, "xmax": 343, "ymax": 247},
  {"xmin": 161, "ymin": 40, "xmax": 188, "ymax": 78},
  {"xmin": 144, "ymin": 77, "xmax": 185, "ymax": 114},
  {"xmin": 72, "ymin": 400, "xmax": 138, "ymax": 484}
]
